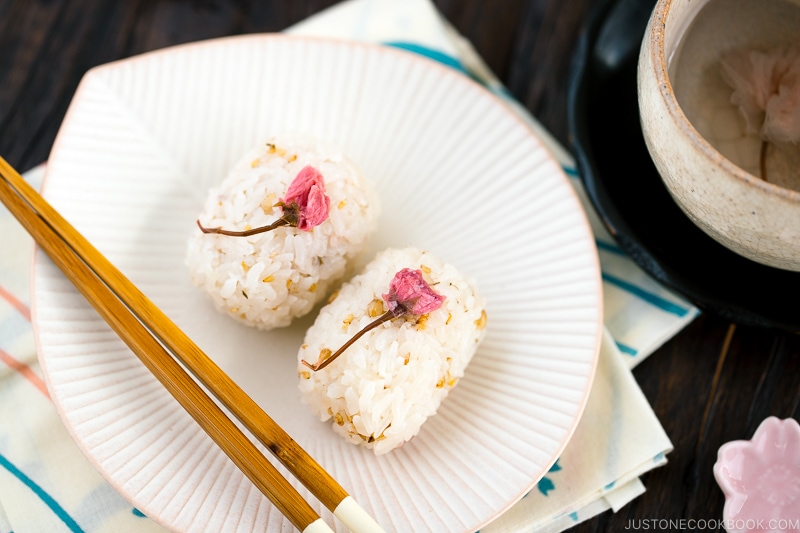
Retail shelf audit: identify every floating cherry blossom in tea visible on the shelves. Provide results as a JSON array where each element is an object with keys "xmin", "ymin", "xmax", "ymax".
[
  {"xmin": 720, "ymin": 45, "xmax": 800, "ymax": 181},
  {"xmin": 668, "ymin": 0, "xmax": 800, "ymax": 191}
]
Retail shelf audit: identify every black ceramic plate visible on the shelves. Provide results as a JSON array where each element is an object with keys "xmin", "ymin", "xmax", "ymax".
[{"xmin": 566, "ymin": 0, "xmax": 800, "ymax": 332}]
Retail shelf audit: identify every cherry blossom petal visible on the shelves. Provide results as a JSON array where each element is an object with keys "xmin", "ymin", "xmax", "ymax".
[
  {"xmin": 281, "ymin": 165, "xmax": 330, "ymax": 230},
  {"xmin": 721, "ymin": 45, "xmax": 800, "ymax": 144},
  {"xmin": 764, "ymin": 77, "xmax": 800, "ymax": 144},
  {"xmin": 382, "ymin": 268, "xmax": 445, "ymax": 316}
]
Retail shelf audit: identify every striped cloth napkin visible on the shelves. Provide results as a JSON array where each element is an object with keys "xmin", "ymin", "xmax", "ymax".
[{"xmin": 0, "ymin": 1, "xmax": 699, "ymax": 531}]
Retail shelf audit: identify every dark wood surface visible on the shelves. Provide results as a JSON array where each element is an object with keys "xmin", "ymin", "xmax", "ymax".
[{"xmin": 1, "ymin": 1, "xmax": 798, "ymax": 531}]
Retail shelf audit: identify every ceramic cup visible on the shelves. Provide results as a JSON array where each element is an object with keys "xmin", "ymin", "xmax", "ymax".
[{"xmin": 638, "ymin": 0, "xmax": 800, "ymax": 272}]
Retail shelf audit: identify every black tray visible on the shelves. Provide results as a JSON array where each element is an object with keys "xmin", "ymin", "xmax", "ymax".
[{"xmin": 566, "ymin": 0, "xmax": 800, "ymax": 332}]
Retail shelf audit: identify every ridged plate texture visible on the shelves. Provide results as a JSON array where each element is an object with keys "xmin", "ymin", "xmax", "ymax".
[{"xmin": 32, "ymin": 35, "xmax": 603, "ymax": 533}]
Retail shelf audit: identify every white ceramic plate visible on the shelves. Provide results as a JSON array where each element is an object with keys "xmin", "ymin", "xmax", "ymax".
[{"xmin": 33, "ymin": 35, "xmax": 602, "ymax": 533}]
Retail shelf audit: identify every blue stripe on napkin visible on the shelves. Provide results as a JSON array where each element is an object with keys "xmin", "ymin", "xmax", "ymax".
[
  {"xmin": 601, "ymin": 273, "xmax": 691, "ymax": 318},
  {"xmin": 0, "ymin": 452, "xmax": 84, "ymax": 532},
  {"xmin": 383, "ymin": 41, "xmax": 468, "ymax": 74}
]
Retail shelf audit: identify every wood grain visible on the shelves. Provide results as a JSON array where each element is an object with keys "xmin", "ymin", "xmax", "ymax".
[{"xmin": 1, "ymin": 0, "xmax": 798, "ymax": 530}]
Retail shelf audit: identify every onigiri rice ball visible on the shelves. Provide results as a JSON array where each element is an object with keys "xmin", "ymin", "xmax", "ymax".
[
  {"xmin": 186, "ymin": 134, "xmax": 379, "ymax": 330},
  {"xmin": 297, "ymin": 247, "xmax": 487, "ymax": 455}
]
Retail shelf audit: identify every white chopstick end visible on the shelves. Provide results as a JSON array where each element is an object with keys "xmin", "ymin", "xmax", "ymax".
[
  {"xmin": 303, "ymin": 518, "xmax": 335, "ymax": 533},
  {"xmin": 334, "ymin": 496, "xmax": 387, "ymax": 533}
]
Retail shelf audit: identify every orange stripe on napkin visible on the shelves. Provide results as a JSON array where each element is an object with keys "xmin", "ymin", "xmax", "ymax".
[
  {"xmin": 0, "ymin": 285, "xmax": 31, "ymax": 321},
  {"xmin": 0, "ymin": 348, "xmax": 49, "ymax": 398}
]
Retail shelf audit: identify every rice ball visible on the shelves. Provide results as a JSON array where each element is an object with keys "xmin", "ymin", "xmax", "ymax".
[
  {"xmin": 297, "ymin": 247, "xmax": 487, "ymax": 455},
  {"xmin": 186, "ymin": 134, "xmax": 379, "ymax": 330}
]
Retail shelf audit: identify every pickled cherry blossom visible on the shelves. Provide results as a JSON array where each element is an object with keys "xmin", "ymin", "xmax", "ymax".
[
  {"xmin": 302, "ymin": 268, "xmax": 445, "ymax": 371},
  {"xmin": 383, "ymin": 268, "xmax": 446, "ymax": 316},
  {"xmin": 281, "ymin": 165, "xmax": 330, "ymax": 230},
  {"xmin": 197, "ymin": 165, "xmax": 330, "ymax": 236}
]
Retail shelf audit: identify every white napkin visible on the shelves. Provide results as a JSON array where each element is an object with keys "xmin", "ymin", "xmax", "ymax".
[{"xmin": 0, "ymin": 1, "xmax": 698, "ymax": 532}]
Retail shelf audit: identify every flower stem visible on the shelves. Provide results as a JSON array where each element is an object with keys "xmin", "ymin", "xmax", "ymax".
[
  {"xmin": 196, "ymin": 211, "xmax": 296, "ymax": 236},
  {"xmin": 760, "ymin": 140, "xmax": 769, "ymax": 182},
  {"xmin": 302, "ymin": 310, "xmax": 396, "ymax": 371}
]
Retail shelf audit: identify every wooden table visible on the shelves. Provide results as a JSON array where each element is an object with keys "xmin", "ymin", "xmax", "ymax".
[{"xmin": 1, "ymin": 0, "xmax": 798, "ymax": 530}]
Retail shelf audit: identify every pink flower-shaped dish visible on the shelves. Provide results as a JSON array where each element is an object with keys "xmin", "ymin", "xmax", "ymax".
[{"xmin": 714, "ymin": 417, "xmax": 800, "ymax": 533}]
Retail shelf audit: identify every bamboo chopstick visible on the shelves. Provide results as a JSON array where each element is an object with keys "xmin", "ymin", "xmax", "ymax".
[{"xmin": 0, "ymin": 156, "xmax": 386, "ymax": 533}]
